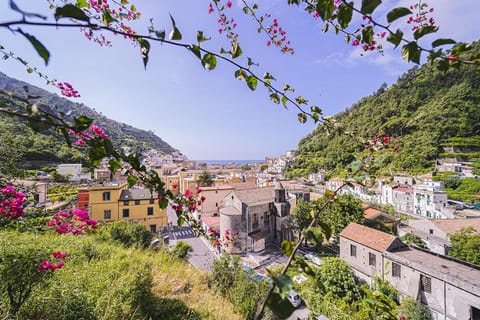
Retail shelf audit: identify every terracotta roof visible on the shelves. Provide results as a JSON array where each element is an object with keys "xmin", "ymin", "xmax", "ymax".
[
  {"xmin": 430, "ymin": 218, "xmax": 480, "ymax": 235},
  {"xmin": 394, "ymin": 187, "xmax": 413, "ymax": 193},
  {"xmin": 340, "ymin": 223, "xmax": 397, "ymax": 252},
  {"xmin": 202, "ymin": 215, "xmax": 220, "ymax": 227},
  {"xmin": 364, "ymin": 207, "xmax": 383, "ymax": 219},
  {"xmin": 234, "ymin": 187, "xmax": 274, "ymax": 205}
]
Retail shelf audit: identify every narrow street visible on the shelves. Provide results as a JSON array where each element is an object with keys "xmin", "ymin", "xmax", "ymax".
[{"xmin": 166, "ymin": 204, "xmax": 218, "ymax": 272}]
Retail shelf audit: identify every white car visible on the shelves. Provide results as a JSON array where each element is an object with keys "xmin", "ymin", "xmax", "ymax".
[
  {"xmin": 304, "ymin": 253, "xmax": 323, "ymax": 266},
  {"xmin": 287, "ymin": 290, "xmax": 302, "ymax": 308}
]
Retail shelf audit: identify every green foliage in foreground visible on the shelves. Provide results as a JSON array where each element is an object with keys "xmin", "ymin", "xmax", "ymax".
[
  {"xmin": 209, "ymin": 255, "xmax": 269, "ymax": 320},
  {"xmin": 294, "ymin": 258, "xmax": 432, "ymax": 320},
  {"xmin": 170, "ymin": 240, "xmax": 193, "ymax": 259},
  {"xmin": 0, "ymin": 230, "xmax": 203, "ymax": 319}
]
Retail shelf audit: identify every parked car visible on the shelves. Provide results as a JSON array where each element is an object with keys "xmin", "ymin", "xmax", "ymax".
[
  {"xmin": 304, "ymin": 253, "xmax": 323, "ymax": 266},
  {"xmin": 287, "ymin": 289, "xmax": 302, "ymax": 308}
]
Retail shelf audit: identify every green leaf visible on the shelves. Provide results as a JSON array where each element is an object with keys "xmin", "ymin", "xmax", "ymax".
[
  {"xmin": 138, "ymin": 39, "xmax": 150, "ymax": 69},
  {"xmin": 431, "ymin": 38, "xmax": 456, "ymax": 48},
  {"xmin": 303, "ymin": 227, "xmax": 324, "ymax": 248},
  {"xmin": 362, "ymin": 26, "xmax": 374, "ymax": 45},
  {"xmin": 270, "ymin": 93, "xmax": 280, "ymax": 104},
  {"xmin": 281, "ymin": 240, "xmax": 294, "ymax": 257},
  {"xmin": 315, "ymin": 0, "xmax": 334, "ymax": 21},
  {"xmin": 17, "ymin": 29, "xmax": 50, "ymax": 65},
  {"xmin": 102, "ymin": 8, "xmax": 116, "ymax": 24},
  {"xmin": 272, "ymin": 274, "xmax": 292, "ymax": 298},
  {"xmin": 387, "ymin": 29, "xmax": 403, "ymax": 48},
  {"xmin": 402, "ymin": 42, "xmax": 421, "ymax": 64},
  {"xmin": 169, "ymin": 14, "xmax": 182, "ymax": 40},
  {"xmin": 76, "ymin": 0, "xmax": 88, "ymax": 8},
  {"xmin": 246, "ymin": 76, "xmax": 258, "ymax": 91},
  {"xmin": 386, "ymin": 7, "xmax": 411, "ymax": 23},
  {"xmin": 281, "ymin": 96, "xmax": 288, "ymax": 109},
  {"xmin": 361, "ymin": 0, "xmax": 381, "ymax": 14},
  {"xmin": 55, "ymin": 4, "xmax": 90, "ymax": 22},
  {"xmin": 89, "ymin": 146, "xmax": 108, "ymax": 167},
  {"xmin": 231, "ymin": 43, "xmax": 242, "ymax": 59},
  {"xmin": 201, "ymin": 53, "xmax": 217, "ymax": 70},
  {"xmin": 196, "ymin": 30, "xmax": 209, "ymax": 43},
  {"xmin": 74, "ymin": 115, "xmax": 94, "ymax": 131},
  {"xmin": 127, "ymin": 175, "xmax": 138, "ymax": 187},
  {"xmin": 297, "ymin": 112, "xmax": 307, "ymax": 124},
  {"xmin": 234, "ymin": 69, "xmax": 248, "ymax": 81},
  {"xmin": 189, "ymin": 45, "xmax": 201, "ymax": 60},
  {"xmin": 177, "ymin": 216, "xmax": 185, "ymax": 226},
  {"xmin": 310, "ymin": 106, "xmax": 322, "ymax": 114},
  {"xmin": 413, "ymin": 25, "xmax": 438, "ymax": 40},
  {"xmin": 108, "ymin": 158, "xmax": 121, "ymax": 173},
  {"xmin": 243, "ymin": 6, "xmax": 249, "ymax": 14},
  {"xmin": 263, "ymin": 72, "xmax": 275, "ymax": 80},
  {"xmin": 337, "ymin": 2, "xmax": 353, "ymax": 29}
]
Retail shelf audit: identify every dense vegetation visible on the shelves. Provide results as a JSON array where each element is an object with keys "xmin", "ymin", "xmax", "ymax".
[
  {"xmin": 0, "ymin": 223, "xmax": 240, "ymax": 320},
  {"xmin": 287, "ymin": 43, "xmax": 480, "ymax": 178},
  {"xmin": 0, "ymin": 72, "xmax": 181, "ymax": 169},
  {"xmin": 294, "ymin": 258, "xmax": 431, "ymax": 320}
]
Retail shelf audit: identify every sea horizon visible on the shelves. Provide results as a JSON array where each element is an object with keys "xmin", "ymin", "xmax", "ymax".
[{"xmin": 194, "ymin": 160, "xmax": 264, "ymax": 165}]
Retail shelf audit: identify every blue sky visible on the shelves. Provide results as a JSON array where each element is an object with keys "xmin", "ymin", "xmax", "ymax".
[{"xmin": 0, "ymin": 0, "xmax": 478, "ymax": 160}]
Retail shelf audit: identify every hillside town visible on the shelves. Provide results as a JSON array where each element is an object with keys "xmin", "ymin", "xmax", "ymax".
[{"xmin": 16, "ymin": 147, "xmax": 480, "ymax": 320}]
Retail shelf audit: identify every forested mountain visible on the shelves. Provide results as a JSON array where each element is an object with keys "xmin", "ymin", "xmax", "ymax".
[
  {"xmin": 0, "ymin": 72, "xmax": 182, "ymax": 168},
  {"xmin": 288, "ymin": 43, "xmax": 480, "ymax": 178}
]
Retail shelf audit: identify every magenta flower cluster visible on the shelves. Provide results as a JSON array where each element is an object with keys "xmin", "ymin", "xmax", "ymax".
[
  {"xmin": 46, "ymin": 209, "xmax": 97, "ymax": 235},
  {"xmin": 0, "ymin": 185, "xmax": 26, "ymax": 220},
  {"xmin": 38, "ymin": 251, "xmax": 68, "ymax": 272},
  {"xmin": 54, "ymin": 81, "xmax": 81, "ymax": 98},
  {"xmin": 69, "ymin": 124, "xmax": 108, "ymax": 145}
]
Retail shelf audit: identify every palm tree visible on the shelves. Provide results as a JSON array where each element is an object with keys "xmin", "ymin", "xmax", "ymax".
[{"xmin": 198, "ymin": 170, "xmax": 214, "ymax": 187}]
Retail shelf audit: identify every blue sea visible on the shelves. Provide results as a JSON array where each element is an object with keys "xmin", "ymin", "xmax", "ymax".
[{"xmin": 195, "ymin": 160, "xmax": 263, "ymax": 165}]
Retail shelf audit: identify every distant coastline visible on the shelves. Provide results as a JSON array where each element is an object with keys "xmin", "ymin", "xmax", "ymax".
[{"xmin": 194, "ymin": 160, "xmax": 263, "ymax": 165}]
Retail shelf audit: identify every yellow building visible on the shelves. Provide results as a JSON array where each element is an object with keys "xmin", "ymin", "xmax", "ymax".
[{"xmin": 89, "ymin": 183, "xmax": 167, "ymax": 233}]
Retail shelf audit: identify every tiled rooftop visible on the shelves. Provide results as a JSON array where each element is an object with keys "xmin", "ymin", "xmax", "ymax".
[{"xmin": 340, "ymin": 223, "xmax": 398, "ymax": 252}]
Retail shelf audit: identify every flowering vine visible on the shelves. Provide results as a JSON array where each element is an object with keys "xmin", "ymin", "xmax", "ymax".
[{"xmin": 0, "ymin": 185, "xmax": 26, "ymax": 220}]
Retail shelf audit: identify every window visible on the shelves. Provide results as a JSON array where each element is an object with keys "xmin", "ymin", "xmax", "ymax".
[
  {"xmin": 135, "ymin": 200, "xmax": 141, "ymax": 205},
  {"xmin": 350, "ymin": 244, "xmax": 357, "ymax": 257},
  {"xmin": 122, "ymin": 208, "xmax": 130, "ymax": 218},
  {"xmin": 368, "ymin": 252, "xmax": 376, "ymax": 266},
  {"xmin": 123, "ymin": 200, "xmax": 129, "ymax": 206},
  {"xmin": 147, "ymin": 207, "xmax": 154, "ymax": 215},
  {"xmin": 392, "ymin": 262, "xmax": 401, "ymax": 278},
  {"xmin": 150, "ymin": 224, "xmax": 157, "ymax": 233},
  {"xmin": 420, "ymin": 274, "xmax": 432, "ymax": 294},
  {"xmin": 104, "ymin": 209, "xmax": 111, "ymax": 219},
  {"xmin": 149, "ymin": 198, "xmax": 155, "ymax": 204},
  {"xmin": 429, "ymin": 229, "xmax": 434, "ymax": 235},
  {"xmin": 102, "ymin": 191, "xmax": 111, "ymax": 201}
]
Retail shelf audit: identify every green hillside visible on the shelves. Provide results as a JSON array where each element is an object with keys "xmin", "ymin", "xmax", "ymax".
[
  {"xmin": 288, "ymin": 43, "xmax": 480, "ymax": 178},
  {"xmin": 0, "ymin": 72, "xmax": 181, "ymax": 168}
]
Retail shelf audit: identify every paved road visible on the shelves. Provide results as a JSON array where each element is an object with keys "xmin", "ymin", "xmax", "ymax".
[
  {"xmin": 287, "ymin": 304, "xmax": 311, "ymax": 320},
  {"xmin": 166, "ymin": 204, "xmax": 217, "ymax": 272}
]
